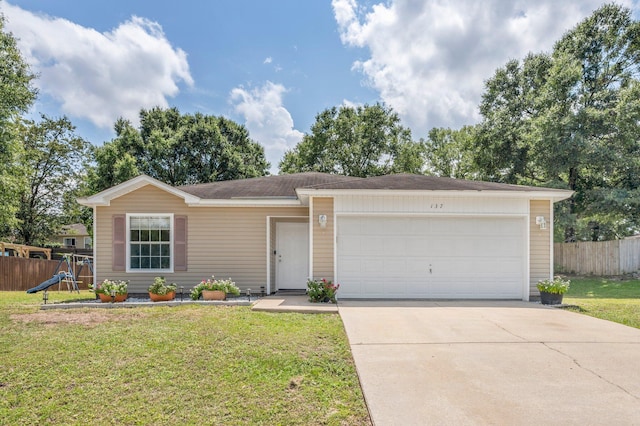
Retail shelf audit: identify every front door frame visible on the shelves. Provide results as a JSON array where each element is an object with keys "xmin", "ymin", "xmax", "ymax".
[
  {"xmin": 266, "ymin": 216, "xmax": 309, "ymax": 294},
  {"xmin": 276, "ymin": 221, "xmax": 309, "ymax": 290}
]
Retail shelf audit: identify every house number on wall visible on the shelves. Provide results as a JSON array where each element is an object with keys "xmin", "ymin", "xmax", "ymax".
[{"xmin": 430, "ymin": 203, "xmax": 444, "ymax": 209}]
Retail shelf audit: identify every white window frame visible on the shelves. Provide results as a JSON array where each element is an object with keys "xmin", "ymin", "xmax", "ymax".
[
  {"xmin": 63, "ymin": 237, "xmax": 76, "ymax": 247},
  {"xmin": 126, "ymin": 213, "xmax": 174, "ymax": 273},
  {"xmin": 83, "ymin": 237, "xmax": 92, "ymax": 249}
]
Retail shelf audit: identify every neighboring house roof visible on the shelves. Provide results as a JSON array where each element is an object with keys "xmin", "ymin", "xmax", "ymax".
[
  {"xmin": 59, "ymin": 223, "xmax": 89, "ymax": 236},
  {"xmin": 78, "ymin": 173, "xmax": 573, "ymax": 207}
]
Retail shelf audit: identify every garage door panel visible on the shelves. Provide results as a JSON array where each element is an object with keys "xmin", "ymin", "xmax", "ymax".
[
  {"xmin": 341, "ymin": 237, "xmax": 363, "ymax": 254},
  {"xmin": 337, "ymin": 216, "xmax": 525, "ymax": 299}
]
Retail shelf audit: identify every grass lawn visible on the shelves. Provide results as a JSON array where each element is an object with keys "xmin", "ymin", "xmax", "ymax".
[
  {"xmin": 0, "ymin": 292, "xmax": 371, "ymax": 425},
  {"xmin": 562, "ymin": 276, "xmax": 640, "ymax": 329}
]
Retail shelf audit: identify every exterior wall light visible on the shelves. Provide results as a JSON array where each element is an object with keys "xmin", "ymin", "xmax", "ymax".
[
  {"xmin": 318, "ymin": 214, "xmax": 327, "ymax": 228},
  {"xmin": 536, "ymin": 216, "xmax": 547, "ymax": 230}
]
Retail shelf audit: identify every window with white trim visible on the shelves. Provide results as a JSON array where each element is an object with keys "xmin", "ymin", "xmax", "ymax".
[{"xmin": 127, "ymin": 214, "xmax": 173, "ymax": 271}]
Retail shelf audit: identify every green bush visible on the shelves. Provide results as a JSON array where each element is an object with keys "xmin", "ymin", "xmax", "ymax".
[
  {"xmin": 307, "ymin": 278, "xmax": 340, "ymax": 303},
  {"xmin": 191, "ymin": 276, "xmax": 240, "ymax": 300},
  {"xmin": 94, "ymin": 279, "xmax": 128, "ymax": 295},
  {"xmin": 148, "ymin": 276, "xmax": 177, "ymax": 295},
  {"xmin": 537, "ymin": 276, "xmax": 571, "ymax": 294}
]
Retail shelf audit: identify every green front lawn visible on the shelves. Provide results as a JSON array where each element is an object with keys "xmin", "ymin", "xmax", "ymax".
[
  {"xmin": 562, "ymin": 276, "xmax": 640, "ymax": 329},
  {"xmin": 0, "ymin": 292, "xmax": 370, "ymax": 425}
]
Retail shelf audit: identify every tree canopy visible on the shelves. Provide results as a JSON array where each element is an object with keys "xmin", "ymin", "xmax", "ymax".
[
  {"xmin": 429, "ymin": 4, "xmax": 640, "ymax": 241},
  {"xmin": 279, "ymin": 104, "xmax": 426, "ymax": 177},
  {"xmin": 88, "ymin": 107, "xmax": 270, "ymax": 192},
  {"xmin": 12, "ymin": 116, "xmax": 89, "ymax": 245},
  {"xmin": 0, "ymin": 16, "xmax": 37, "ymax": 229}
]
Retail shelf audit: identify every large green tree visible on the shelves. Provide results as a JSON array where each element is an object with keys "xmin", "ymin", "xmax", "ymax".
[
  {"xmin": 424, "ymin": 125, "xmax": 478, "ymax": 179},
  {"xmin": 0, "ymin": 16, "xmax": 37, "ymax": 229},
  {"xmin": 279, "ymin": 104, "xmax": 426, "ymax": 177},
  {"xmin": 12, "ymin": 116, "xmax": 90, "ymax": 245},
  {"xmin": 89, "ymin": 107, "xmax": 270, "ymax": 191},
  {"xmin": 473, "ymin": 4, "xmax": 640, "ymax": 241}
]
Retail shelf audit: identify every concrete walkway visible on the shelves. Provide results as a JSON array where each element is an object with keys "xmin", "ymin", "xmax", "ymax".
[
  {"xmin": 338, "ymin": 300, "xmax": 640, "ymax": 426},
  {"xmin": 251, "ymin": 294, "xmax": 338, "ymax": 313}
]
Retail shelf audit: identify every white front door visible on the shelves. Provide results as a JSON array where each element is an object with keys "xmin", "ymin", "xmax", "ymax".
[{"xmin": 276, "ymin": 222, "xmax": 309, "ymax": 290}]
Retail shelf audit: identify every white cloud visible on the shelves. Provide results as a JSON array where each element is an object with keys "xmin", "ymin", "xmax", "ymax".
[
  {"xmin": 230, "ymin": 82, "xmax": 303, "ymax": 172},
  {"xmin": 2, "ymin": 3, "xmax": 193, "ymax": 128},
  {"xmin": 332, "ymin": 0, "xmax": 628, "ymax": 136},
  {"xmin": 264, "ymin": 57, "xmax": 273, "ymax": 64}
]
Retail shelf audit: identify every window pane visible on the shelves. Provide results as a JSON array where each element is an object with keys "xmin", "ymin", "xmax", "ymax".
[
  {"xmin": 130, "ymin": 217, "xmax": 140, "ymax": 229},
  {"xmin": 129, "ymin": 215, "xmax": 172, "ymax": 270}
]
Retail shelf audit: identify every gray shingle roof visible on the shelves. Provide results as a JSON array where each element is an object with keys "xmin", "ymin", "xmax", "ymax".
[
  {"xmin": 302, "ymin": 173, "xmax": 559, "ymax": 192},
  {"xmin": 178, "ymin": 172, "xmax": 362, "ymax": 199},
  {"xmin": 178, "ymin": 172, "xmax": 569, "ymax": 200}
]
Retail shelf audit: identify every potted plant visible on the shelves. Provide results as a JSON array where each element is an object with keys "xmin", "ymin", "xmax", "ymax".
[
  {"xmin": 537, "ymin": 276, "xmax": 570, "ymax": 305},
  {"xmin": 94, "ymin": 279, "xmax": 128, "ymax": 303},
  {"xmin": 307, "ymin": 278, "xmax": 340, "ymax": 303},
  {"xmin": 148, "ymin": 276, "xmax": 178, "ymax": 302},
  {"xmin": 191, "ymin": 276, "xmax": 241, "ymax": 301}
]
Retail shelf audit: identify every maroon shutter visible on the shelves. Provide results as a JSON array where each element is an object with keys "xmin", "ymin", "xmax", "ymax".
[
  {"xmin": 174, "ymin": 215, "xmax": 188, "ymax": 271},
  {"xmin": 112, "ymin": 215, "xmax": 126, "ymax": 271}
]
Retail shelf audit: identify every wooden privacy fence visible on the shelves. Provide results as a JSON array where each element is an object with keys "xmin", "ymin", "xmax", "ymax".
[
  {"xmin": 0, "ymin": 256, "xmax": 93, "ymax": 292},
  {"xmin": 554, "ymin": 238, "xmax": 640, "ymax": 276}
]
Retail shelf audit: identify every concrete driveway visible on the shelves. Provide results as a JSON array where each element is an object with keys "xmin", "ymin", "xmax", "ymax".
[{"xmin": 338, "ymin": 301, "xmax": 640, "ymax": 425}]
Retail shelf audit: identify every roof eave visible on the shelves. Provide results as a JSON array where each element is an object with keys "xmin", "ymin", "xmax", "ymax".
[
  {"xmin": 77, "ymin": 174, "xmax": 202, "ymax": 207},
  {"xmin": 296, "ymin": 188, "xmax": 574, "ymax": 201},
  {"xmin": 187, "ymin": 198, "xmax": 303, "ymax": 207}
]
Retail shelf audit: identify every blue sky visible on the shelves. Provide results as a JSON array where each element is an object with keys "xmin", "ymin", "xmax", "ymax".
[{"xmin": 2, "ymin": 0, "xmax": 637, "ymax": 172}]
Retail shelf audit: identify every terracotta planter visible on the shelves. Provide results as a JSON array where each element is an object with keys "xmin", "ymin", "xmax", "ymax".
[
  {"xmin": 97, "ymin": 293, "xmax": 128, "ymax": 303},
  {"xmin": 540, "ymin": 291, "xmax": 563, "ymax": 305},
  {"xmin": 202, "ymin": 290, "xmax": 226, "ymax": 300},
  {"xmin": 149, "ymin": 291, "xmax": 176, "ymax": 302}
]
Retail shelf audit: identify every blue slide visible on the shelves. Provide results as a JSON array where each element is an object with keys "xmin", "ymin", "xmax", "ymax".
[{"xmin": 26, "ymin": 272, "xmax": 67, "ymax": 294}]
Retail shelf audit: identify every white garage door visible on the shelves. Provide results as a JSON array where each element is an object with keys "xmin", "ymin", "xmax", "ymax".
[{"xmin": 336, "ymin": 216, "xmax": 525, "ymax": 299}]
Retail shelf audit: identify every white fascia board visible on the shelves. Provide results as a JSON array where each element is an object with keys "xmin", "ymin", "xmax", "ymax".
[
  {"xmin": 296, "ymin": 188, "xmax": 574, "ymax": 202},
  {"xmin": 187, "ymin": 199, "xmax": 303, "ymax": 207},
  {"xmin": 77, "ymin": 174, "xmax": 201, "ymax": 207}
]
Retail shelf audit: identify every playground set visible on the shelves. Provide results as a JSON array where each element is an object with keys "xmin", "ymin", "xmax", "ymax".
[
  {"xmin": 26, "ymin": 254, "xmax": 94, "ymax": 297},
  {"xmin": 0, "ymin": 242, "xmax": 51, "ymax": 259}
]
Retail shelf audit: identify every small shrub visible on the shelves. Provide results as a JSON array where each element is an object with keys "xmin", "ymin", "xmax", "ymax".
[
  {"xmin": 537, "ymin": 276, "xmax": 571, "ymax": 295},
  {"xmin": 307, "ymin": 278, "xmax": 340, "ymax": 303},
  {"xmin": 94, "ymin": 279, "xmax": 128, "ymax": 296},
  {"xmin": 148, "ymin": 276, "xmax": 177, "ymax": 295},
  {"xmin": 191, "ymin": 276, "xmax": 240, "ymax": 300}
]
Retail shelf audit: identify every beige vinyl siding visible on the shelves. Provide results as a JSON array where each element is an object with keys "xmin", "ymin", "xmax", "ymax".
[
  {"xmin": 95, "ymin": 184, "xmax": 307, "ymax": 293},
  {"xmin": 311, "ymin": 197, "xmax": 334, "ymax": 281},
  {"xmin": 529, "ymin": 200, "xmax": 551, "ymax": 296}
]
